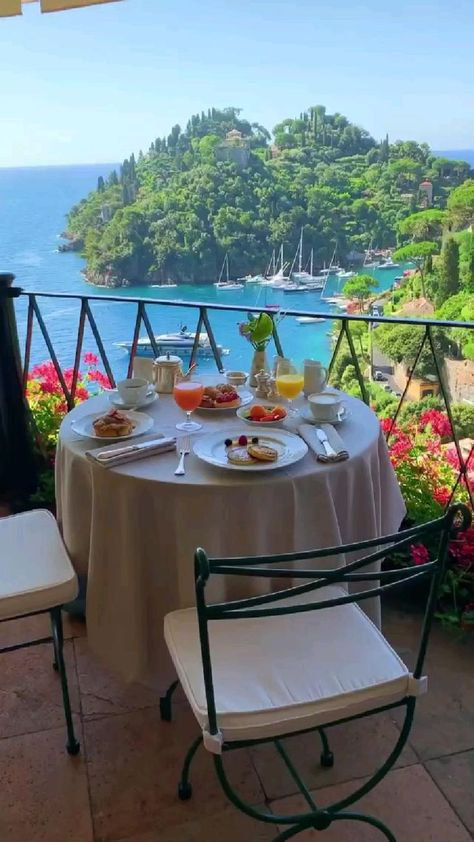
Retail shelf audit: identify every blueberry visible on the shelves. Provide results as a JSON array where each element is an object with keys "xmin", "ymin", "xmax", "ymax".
[
  {"xmin": 224, "ymin": 438, "xmax": 232, "ymax": 447},
  {"xmin": 252, "ymin": 436, "xmax": 259, "ymax": 444}
]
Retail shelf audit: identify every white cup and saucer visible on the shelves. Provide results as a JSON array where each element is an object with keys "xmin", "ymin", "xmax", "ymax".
[
  {"xmin": 300, "ymin": 389, "xmax": 349, "ymax": 425},
  {"xmin": 108, "ymin": 378, "xmax": 157, "ymax": 410}
]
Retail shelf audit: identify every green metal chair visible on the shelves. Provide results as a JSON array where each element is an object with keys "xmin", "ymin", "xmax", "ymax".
[{"xmin": 162, "ymin": 504, "xmax": 471, "ymax": 841}]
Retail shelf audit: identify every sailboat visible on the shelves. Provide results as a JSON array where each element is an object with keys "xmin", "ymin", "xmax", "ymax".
[
  {"xmin": 214, "ymin": 254, "xmax": 244, "ymax": 290},
  {"xmin": 263, "ymin": 244, "xmax": 289, "ymax": 286},
  {"xmin": 363, "ymin": 238, "xmax": 379, "ymax": 269}
]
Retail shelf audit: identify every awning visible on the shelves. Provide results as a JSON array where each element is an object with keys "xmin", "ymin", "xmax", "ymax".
[{"xmin": 0, "ymin": 0, "xmax": 122, "ymax": 15}]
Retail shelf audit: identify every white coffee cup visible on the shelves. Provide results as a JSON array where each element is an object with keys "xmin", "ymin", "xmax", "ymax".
[
  {"xmin": 308, "ymin": 389, "xmax": 342, "ymax": 422},
  {"xmin": 304, "ymin": 360, "xmax": 328, "ymax": 396},
  {"xmin": 117, "ymin": 377, "xmax": 149, "ymax": 406}
]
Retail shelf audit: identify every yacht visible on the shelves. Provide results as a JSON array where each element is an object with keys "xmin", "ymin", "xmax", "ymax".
[
  {"xmin": 117, "ymin": 327, "xmax": 229, "ymax": 359},
  {"xmin": 150, "ymin": 280, "xmax": 178, "ymax": 289},
  {"xmin": 239, "ymin": 273, "xmax": 264, "ymax": 284},
  {"xmin": 214, "ymin": 254, "xmax": 244, "ymax": 289},
  {"xmin": 295, "ymin": 316, "xmax": 327, "ymax": 324},
  {"xmin": 337, "ymin": 270, "xmax": 354, "ymax": 280},
  {"xmin": 378, "ymin": 259, "xmax": 400, "ymax": 270}
]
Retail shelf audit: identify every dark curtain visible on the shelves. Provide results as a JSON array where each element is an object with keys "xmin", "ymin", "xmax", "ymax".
[{"xmin": 0, "ymin": 274, "xmax": 37, "ymax": 501}]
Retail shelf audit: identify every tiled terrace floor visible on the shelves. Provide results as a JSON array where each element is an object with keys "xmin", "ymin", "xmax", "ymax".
[{"xmin": 0, "ymin": 604, "xmax": 473, "ymax": 842}]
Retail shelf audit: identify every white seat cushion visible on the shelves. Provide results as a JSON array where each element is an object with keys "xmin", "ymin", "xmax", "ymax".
[
  {"xmin": 0, "ymin": 510, "xmax": 78, "ymax": 620},
  {"xmin": 165, "ymin": 585, "xmax": 419, "ymax": 746}
]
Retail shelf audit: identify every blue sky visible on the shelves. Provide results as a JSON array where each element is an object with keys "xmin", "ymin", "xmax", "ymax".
[{"xmin": 1, "ymin": 0, "xmax": 473, "ymax": 166}]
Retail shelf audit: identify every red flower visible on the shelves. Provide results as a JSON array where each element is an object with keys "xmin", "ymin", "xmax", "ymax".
[
  {"xmin": 410, "ymin": 544, "xmax": 430, "ymax": 566},
  {"xmin": 83, "ymin": 352, "xmax": 99, "ymax": 366},
  {"xmin": 433, "ymin": 487, "xmax": 451, "ymax": 508},
  {"xmin": 87, "ymin": 369, "xmax": 111, "ymax": 389},
  {"xmin": 419, "ymin": 409, "xmax": 452, "ymax": 439}
]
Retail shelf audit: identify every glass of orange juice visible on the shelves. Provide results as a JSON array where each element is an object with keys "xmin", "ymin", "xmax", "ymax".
[
  {"xmin": 173, "ymin": 377, "xmax": 205, "ymax": 431},
  {"xmin": 275, "ymin": 359, "xmax": 304, "ymax": 415}
]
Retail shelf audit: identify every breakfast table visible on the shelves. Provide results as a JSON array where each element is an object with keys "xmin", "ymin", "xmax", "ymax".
[{"xmin": 56, "ymin": 384, "xmax": 406, "ymax": 690}]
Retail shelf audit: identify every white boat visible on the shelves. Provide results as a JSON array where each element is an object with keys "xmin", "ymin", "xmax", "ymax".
[
  {"xmin": 378, "ymin": 259, "xmax": 400, "ymax": 270},
  {"xmin": 214, "ymin": 254, "xmax": 244, "ymax": 289},
  {"xmin": 117, "ymin": 327, "xmax": 230, "ymax": 359},
  {"xmin": 265, "ymin": 244, "xmax": 289, "ymax": 284},
  {"xmin": 337, "ymin": 270, "xmax": 354, "ymax": 280},
  {"xmin": 239, "ymin": 273, "xmax": 264, "ymax": 284},
  {"xmin": 296, "ymin": 316, "xmax": 327, "ymax": 324},
  {"xmin": 150, "ymin": 281, "xmax": 178, "ymax": 288}
]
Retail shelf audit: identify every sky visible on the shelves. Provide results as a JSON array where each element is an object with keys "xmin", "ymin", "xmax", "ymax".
[{"xmin": 1, "ymin": 0, "xmax": 473, "ymax": 167}]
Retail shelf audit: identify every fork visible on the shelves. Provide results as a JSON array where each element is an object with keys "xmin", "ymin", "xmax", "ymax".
[{"xmin": 174, "ymin": 436, "xmax": 191, "ymax": 476}]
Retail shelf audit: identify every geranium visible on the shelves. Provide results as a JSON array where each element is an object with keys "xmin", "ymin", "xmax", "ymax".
[
  {"xmin": 84, "ymin": 352, "xmax": 99, "ymax": 366},
  {"xmin": 410, "ymin": 544, "xmax": 430, "ymax": 566},
  {"xmin": 419, "ymin": 409, "xmax": 452, "ymax": 439}
]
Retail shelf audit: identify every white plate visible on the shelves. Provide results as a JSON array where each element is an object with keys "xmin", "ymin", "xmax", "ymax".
[
  {"xmin": 196, "ymin": 390, "xmax": 253, "ymax": 413},
  {"xmin": 71, "ymin": 410, "xmax": 154, "ymax": 441},
  {"xmin": 299, "ymin": 404, "xmax": 350, "ymax": 426},
  {"xmin": 193, "ymin": 429, "xmax": 308, "ymax": 472},
  {"xmin": 236, "ymin": 404, "xmax": 287, "ymax": 427},
  {"xmin": 108, "ymin": 388, "xmax": 158, "ymax": 410}
]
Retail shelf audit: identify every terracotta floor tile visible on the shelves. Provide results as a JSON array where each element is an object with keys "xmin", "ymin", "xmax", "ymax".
[
  {"xmin": 270, "ymin": 764, "xmax": 472, "ymax": 841},
  {"xmin": 251, "ymin": 712, "xmax": 417, "ymax": 801},
  {"xmin": 427, "ymin": 750, "xmax": 474, "ymax": 835},
  {"xmin": 0, "ymin": 640, "xmax": 80, "ymax": 739},
  {"xmin": 0, "ymin": 725, "xmax": 93, "ymax": 842},
  {"xmin": 0, "ymin": 611, "xmax": 85, "ymax": 649},
  {"xmin": 84, "ymin": 705, "xmax": 265, "ymax": 842},
  {"xmin": 113, "ymin": 805, "xmax": 274, "ymax": 841},
  {"xmin": 74, "ymin": 638, "xmax": 159, "ymax": 718}
]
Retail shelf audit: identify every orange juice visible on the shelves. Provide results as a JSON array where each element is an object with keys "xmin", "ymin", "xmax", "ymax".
[
  {"xmin": 173, "ymin": 382, "xmax": 204, "ymax": 412},
  {"xmin": 276, "ymin": 374, "xmax": 304, "ymax": 400}
]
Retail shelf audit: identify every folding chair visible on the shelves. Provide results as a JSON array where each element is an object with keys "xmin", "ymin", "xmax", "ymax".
[{"xmin": 162, "ymin": 504, "xmax": 471, "ymax": 841}]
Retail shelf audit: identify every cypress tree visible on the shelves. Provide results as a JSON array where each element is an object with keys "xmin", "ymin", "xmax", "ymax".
[
  {"xmin": 437, "ymin": 237, "xmax": 460, "ymax": 305},
  {"xmin": 97, "ymin": 176, "xmax": 105, "ymax": 193}
]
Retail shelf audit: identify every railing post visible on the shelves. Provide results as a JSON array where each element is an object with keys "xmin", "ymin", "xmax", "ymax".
[{"xmin": 0, "ymin": 273, "xmax": 37, "ymax": 506}]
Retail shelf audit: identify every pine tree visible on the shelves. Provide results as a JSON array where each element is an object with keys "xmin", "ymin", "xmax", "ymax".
[{"xmin": 437, "ymin": 237, "xmax": 460, "ymax": 305}]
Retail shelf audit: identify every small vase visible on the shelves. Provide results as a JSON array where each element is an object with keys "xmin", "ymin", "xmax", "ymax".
[{"xmin": 249, "ymin": 349, "xmax": 269, "ymax": 388}]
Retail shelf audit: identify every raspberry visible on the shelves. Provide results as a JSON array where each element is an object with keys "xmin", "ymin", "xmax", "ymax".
[{"xmin": 238, "ymin": 435, "xmax": 248, "ymax": 446}]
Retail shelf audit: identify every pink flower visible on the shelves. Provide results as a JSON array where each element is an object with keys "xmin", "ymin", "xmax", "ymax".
[
  {"xmin": 83, "ymin": 352, "xmax": 99, "ymax": 366},
  {"xmin": 410, "ymin": 544, "xmax": 430, "ymax": 566},
  {"xmin": 433, "ymin": 487, "xmax": 451, "ymax": 508},
  {"xmin": 87, "ymin": 369, "xmax": 111, "ymax": 389}
]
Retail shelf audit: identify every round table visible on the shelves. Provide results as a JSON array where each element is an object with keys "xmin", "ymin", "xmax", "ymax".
[{"xmin": 56, "ymin": 388, "xmax": 405, "ymax": 690}]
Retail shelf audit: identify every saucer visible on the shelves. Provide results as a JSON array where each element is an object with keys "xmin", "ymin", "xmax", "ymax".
[
  {"xmin": 108, "ymin": 388, "xmax": 158, "ymax": 410},
  {"xmin": 299, "ymin": 404, "xmax": 350, "ymax": 426}
]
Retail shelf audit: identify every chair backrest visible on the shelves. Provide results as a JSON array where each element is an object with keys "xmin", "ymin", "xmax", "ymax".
[{"xmin": 194, "ymin": 504, "xmax": 472, "ymax": 736}]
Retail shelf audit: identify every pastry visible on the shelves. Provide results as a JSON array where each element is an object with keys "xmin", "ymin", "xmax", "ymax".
[
  {"xmin": 93, "ymin": 409, "xmax": 135, "ymax": 438},
  {"xmin": 247, "ymin": 443, "xmax": 278, "ymax": 462},
  {"xmin": 226, "ymin": 446, "xmax": 258, "ymax": 466},
  {"xmin": 200, "ymin": 384, "xmax": 241, "ymax": 409}
]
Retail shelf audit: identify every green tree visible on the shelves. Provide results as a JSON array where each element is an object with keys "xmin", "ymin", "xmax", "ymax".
[
  {"xmin": 437, "ymin": 237, "xmax": 460, "ymax": 306},
  {"xmin": 447, "ymin": 179, "xmax": 474, "ymax": 229},
  {"xmin": 393, "ymin": 241, "xmax": 439, "ymax": 298},
  {"xmin": 97, "ymin": 176, "xmax": 105, "ymax": 193},
  {"xmin": 343, "ymin": 274, "xmax": 379, "ymax": 311},
  {"xmin": 398, "ymin": 209, "xmax": 446, "ymax": 242}
]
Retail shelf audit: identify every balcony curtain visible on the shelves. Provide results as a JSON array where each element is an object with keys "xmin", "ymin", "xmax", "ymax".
[{"xmin": 0, "ymin": 0, "xmax": 122, "ymax": 15}]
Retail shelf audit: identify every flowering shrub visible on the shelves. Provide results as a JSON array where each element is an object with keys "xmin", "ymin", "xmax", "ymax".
[
  {"xmin": 382, "ymin": 412, "xmax": 473, "ymax": 630},
  {"xmin": 26, "ymin": 354, "xmax": 111, "ymax": 506}
]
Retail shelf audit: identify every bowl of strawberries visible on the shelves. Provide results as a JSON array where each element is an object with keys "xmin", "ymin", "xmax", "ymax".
[{"xmin": 236, "ymin": 403, "xmax": 288, "ymax": 426}]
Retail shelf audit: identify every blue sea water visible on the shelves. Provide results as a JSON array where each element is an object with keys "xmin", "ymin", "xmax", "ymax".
[{"xmin": 0, "ymin": 163, "xmax": 407, "ymax": 380}]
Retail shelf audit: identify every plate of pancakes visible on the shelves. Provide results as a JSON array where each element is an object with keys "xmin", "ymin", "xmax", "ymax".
[
  {"xmin": 193, "ymin": 430, "xmax": 308, "ymax": 471},
  {"xmin": 71, "ymin": 408, "xmax": 154, "ymax": 441}
]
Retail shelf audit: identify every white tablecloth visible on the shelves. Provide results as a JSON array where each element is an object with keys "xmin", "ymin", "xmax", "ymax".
[{"xmin": 56, "ymin": 388, "xmax": 405, "ymax": 689}]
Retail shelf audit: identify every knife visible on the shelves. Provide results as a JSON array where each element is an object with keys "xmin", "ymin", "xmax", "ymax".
[
  {"xmin": 315, "ymin": 428, "xmax": 337, "ymax": 458},
  {"xmin": 96, "ymin": 437, "xmax": 175, "ymax": 461}
]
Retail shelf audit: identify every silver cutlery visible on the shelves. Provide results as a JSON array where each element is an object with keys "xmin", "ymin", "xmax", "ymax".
[
  {"xmin": 315, "ymin": 427, "xmax": 337, "ymax": 458},
  {"xmin": 174, "ymin": 436, "xmax": 191, "ymax": 476}
]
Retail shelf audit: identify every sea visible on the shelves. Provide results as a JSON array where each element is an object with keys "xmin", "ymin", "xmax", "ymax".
[{"xmin": 0, "ymin": 163, "xmax": 420, "ymax": 381}]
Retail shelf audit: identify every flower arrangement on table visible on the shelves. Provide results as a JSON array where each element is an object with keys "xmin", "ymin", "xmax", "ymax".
[
  {"xmin": 239, "ymin": 312, "xmax": 276, "ymax": 386},
  {"xmin": 26, "ymin": 353, "xmax": 111, "ymax": 507},
  {"xmin": 380, "ymin": 411, "xmax": 473, "ymax": 631}
]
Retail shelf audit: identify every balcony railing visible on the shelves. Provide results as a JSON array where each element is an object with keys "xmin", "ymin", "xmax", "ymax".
[{"xmin": 14, "ymin": 288, "xmax": 474, "ymax": 510}]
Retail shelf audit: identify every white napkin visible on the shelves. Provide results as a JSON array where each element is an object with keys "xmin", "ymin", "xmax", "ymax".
[
  {"xmin": 86, "ymin": 436, "xmax": 176, "ymax": 468},
  {"xmin": 298, "ymin": 423, "xmax": 349, "ymax": 462}
]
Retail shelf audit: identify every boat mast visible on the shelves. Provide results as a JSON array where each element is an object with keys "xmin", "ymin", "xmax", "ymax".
[
  {"xmin": 299, "ymin": 228, "xmax": 303, "ymax": 273},
  {"xmin": 310, "ymin": 248, "xmax": 313, "ymax": 277},
  {"xmin": 218, "ymin": 254, "xmax": 226, "ymax": 284},
  {"xmin": 225, "ymin": 254, "xmax": 229, "ymax": 283}
]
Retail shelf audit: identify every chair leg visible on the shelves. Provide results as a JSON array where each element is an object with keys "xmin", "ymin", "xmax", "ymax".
[
  {"xmin": 177, "ymin": 734, "xmax": 202, "ymax": 800},
  {"xmin": 159, "ymin": 679, "xmax": 179, "ymax": 722},
  {"xmin": 50, "ymin": 608, "xmax": 80, "ymax": 756},
  {"xmin": 318, "ymin": 727, "xmax": 334, "ymax": 768}
]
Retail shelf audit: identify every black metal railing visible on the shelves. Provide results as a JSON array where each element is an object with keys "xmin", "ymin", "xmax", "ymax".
[{"xmin": 14, "ymin": 287, "xmax": 474, "ymax": 509}]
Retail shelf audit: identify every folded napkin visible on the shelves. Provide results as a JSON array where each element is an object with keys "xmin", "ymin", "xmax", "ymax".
[
  {"xmin": 86, "ymin": 436, "xmax": 176, "ymax": 468},
  {"xmin": 298, "ymin": 423, "xmax": 349, "ymax": 463}
]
